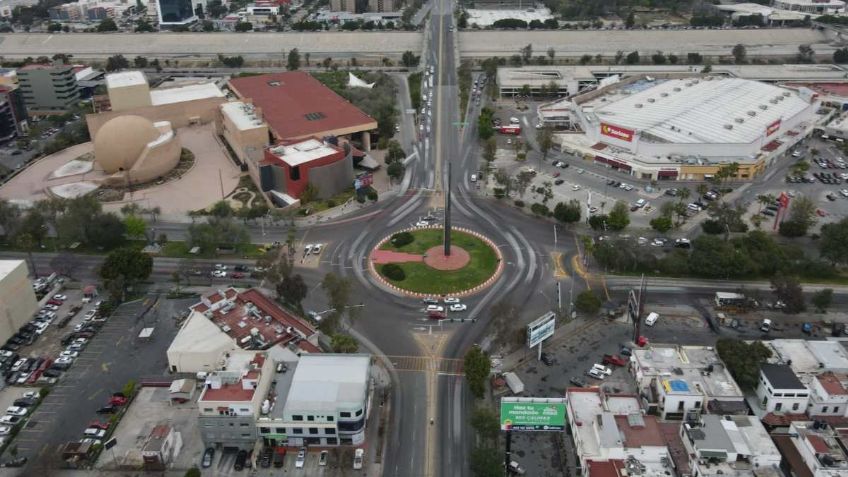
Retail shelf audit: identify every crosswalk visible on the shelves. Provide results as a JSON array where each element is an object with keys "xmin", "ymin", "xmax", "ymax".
[{"xmin": 386, "ymin": 355, "xmax": 464, "ymax": 375}]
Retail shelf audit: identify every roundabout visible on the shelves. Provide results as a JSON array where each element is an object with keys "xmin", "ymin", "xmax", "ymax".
[{"xmin": 369, "ymin": 227, "xmax": 502, "ymax": 296}]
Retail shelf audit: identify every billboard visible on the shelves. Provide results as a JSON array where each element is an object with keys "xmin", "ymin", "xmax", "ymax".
[
  {"xmin": 500, "ymin": 398, "xmax": 567, "ymax": 431},
  {"xmin": 527, "ymin": 312, "xmax": 556, "ymax": 348},
  {"xmin": 600, "ymin": 122, "xmax": 634, "ymax": 142},
  {"xmin": 766, "ymin": 119, "xmax": 781, "ymax": 137},
  {"xmin": 498, "ymin": 125, "xmax": 521, "ymax": 135},
  {"xmin": 354, "ymin": 173, "xmax": 373, "ymax": 190}
]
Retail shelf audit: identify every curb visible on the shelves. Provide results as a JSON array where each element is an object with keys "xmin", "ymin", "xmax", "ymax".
[{"xmin": 367, "ymin": 226, "xmax": 505, "ymax": 298}]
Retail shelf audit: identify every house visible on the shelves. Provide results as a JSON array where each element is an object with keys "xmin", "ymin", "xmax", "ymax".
[
  {"xmin": 772, "ymin": 421, "xmax": 848, "ymax": 477},
  {"xmin": 757, "ymin": 364, "xmax": 810, "ymax": 413},
  {"xmin": 141, "ymin": 424, "xmax": 183, "ymax": 471},
  {"xmin": 680, "ymin": 414, "xmax": 781, "ymax": 477}
]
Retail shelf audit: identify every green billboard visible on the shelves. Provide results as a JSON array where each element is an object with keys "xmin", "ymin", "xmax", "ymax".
[{"xmin": 500, "ymin": 398, "xmax": 567, "ymax": 431}]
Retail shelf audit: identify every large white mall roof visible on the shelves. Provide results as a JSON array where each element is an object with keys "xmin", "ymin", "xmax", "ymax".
[
  {"xmin": 105, "ymin": 70, "xmax": 147, "ymax": 90},
  {"xmin": 149, "ymin": 82, "xmax": 224, "ymax": 106},
  {"xmin": 283, "ymin": 354, "xmax": 370, "ymax": 413},
  {"xmin": 590, "ymin": 77, "xmax": 811, "ymax": 144}
]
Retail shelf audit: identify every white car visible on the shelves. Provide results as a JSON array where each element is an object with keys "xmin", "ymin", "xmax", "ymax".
[
  {"xmin": 304, "ymin": 244, "xmax": 314, "ymax": 255},
  {"xmin": 0, "ymin": 426, "xmax": 11, "ymax": 436},
  {"xmin": 54, "ymin": 357, "xmax": 74, "ymax": 365},
  {"xmin": 10, "ymin": 359, "xmax": 25, "ymax": 373},
  {"xmin": 591, "ymin": 364, "xmax": 613, "ymax": 376},
  {"xmin": 33, "ymin": 322, "xmax": 48, "ymax": 334},
  {"xmin": 415, "ymin": 221, "xmax": 430, "ymax": 227},
  {"xmin": 83, "ymin": 428, "xmax": 106, "ymax": 438},
  {"xmin": 21, "ymin": 391, "xmax": 38, "ymax": 399},
  {"xmin": 6, "ymin": 406, "xmax": 27, "ymax": 416},
  {"xmin": 295, "ymin": 448, "xmax": 306, "ymax": 469},
  {"xmin": 83, "ymin": 310, "xmax": 97, "ymax": 321},
  {"xmin": 43, "ymin": 304, "xmax": 59, "ymax": 311},
  {"xmin": 60, "ymin": 350, "xmax": 79, "ymax": 359},
  {"xmin": 426, "ymin": 305, "xmax": 444, "ymax": 312},
  {"xmin": 15, "ymin": 373, "xmax": 30, "ymax": 385},
  {"xmin": 587, "ymin": 368, "xmax": 605, "ymax": 380},
  {"xmin": 312, "ymin": 244, "xmax": 323, "ymax": 255},
  {"xmin": 443, "ymin": 297, "xmax": 460, "ymax": 304},
  {"xmin": 353, "ymin": 448, "xmax": 364, "ymax": 470},
  {"xmin": 0, "ymin": 416, "xmax": 20, "ymax": 425},
  {"xmin": 214, "ymin": 264, "xmax": 227, "ymax": 270},
  {"xmin": 572, "ymin": 185, "xmax": 581, "ymax": 191},
  {"xmin": 52, "ymin": 294, "xmax": 67, "ymax": 301},
  {"xmin": 212, "ymin": 270, "xmax": 227, "ymax": 278},
  {"xmin": 80, "ymin": 438, "xmax": 102, "ymax": 446},
  {"xmin": 449, "ymin": 304, "xmax": 467, "ymax": 312}
]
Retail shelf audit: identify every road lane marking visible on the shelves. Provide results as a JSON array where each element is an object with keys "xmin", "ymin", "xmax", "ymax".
[{"xmin": 551, "ymin": 252, "xmax": 568, "ymax": 279}]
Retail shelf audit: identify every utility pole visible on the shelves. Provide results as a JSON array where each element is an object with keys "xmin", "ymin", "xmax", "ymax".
[{"xmin": 444, "ymin": 162, "xmax": 452, "ymax": 256}]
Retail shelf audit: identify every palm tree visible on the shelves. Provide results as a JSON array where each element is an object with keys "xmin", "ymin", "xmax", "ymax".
[
  {"xmin": 756, "ymin": 194, "xmax": 775, "ymax": 212},
  {"xmin": 677, "ymin": 188, "xmax": 691, "ymax": 204},
  {"xmin": 696, "ymin": 183, "xmax": 709, "ymax": 197}
]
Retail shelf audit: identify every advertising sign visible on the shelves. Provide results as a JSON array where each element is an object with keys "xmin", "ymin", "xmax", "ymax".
[
  {"xmin": 600, "ymin": 122, "xmax": 635, "ymax": 142},
  {"xmin": 500, "ymin": 398, "xmax": 567, "ymax": 431},
  {"xmin": 527, "ymin": 312, "xmax": 556, "ymax": 348},
  {"xmin": 354, "ymin": 173, "xmax": 373, "ymax": 190},
  {"xmin": 766, "ymin": 119, "xmax": 782, "ymax": 137},
  {"xmin": 498, "ymin": 125, "xmax": 522, "ymax": 135}
]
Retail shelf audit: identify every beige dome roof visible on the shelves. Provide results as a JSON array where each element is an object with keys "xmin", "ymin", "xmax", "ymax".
[{"xmin": 94, "ymin": 115, "xmax": 160, "ymax": 174}]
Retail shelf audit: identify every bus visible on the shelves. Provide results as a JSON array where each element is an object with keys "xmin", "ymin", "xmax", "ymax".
[{"xmin": 714, "ymin": 292, "xmax": 748, "ymax": 309}]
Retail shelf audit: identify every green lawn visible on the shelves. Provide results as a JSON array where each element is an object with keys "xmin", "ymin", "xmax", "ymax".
[{"xmin": 378, "ymin": 229, "xmax": 500, "ymax": 295}]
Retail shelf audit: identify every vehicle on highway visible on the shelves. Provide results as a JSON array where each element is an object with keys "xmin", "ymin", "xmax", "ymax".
[
  {"xmin": 231, "ymin": 272, "xmax": 244, "ymax": 279},
  {"xmin": 426, "ymin": 305, "xmax": 444, "ymax": 312},
  {"xmin": 422, "ymin": 297, "xmax": 439, "ymax": 305},
  {"xmin": 674, "ymin": 238, "xmax": 691, "ymax": 249},
  {"xmin": 296, "ymin": 447, "xmax": 306, "ymax": 468},
  {"xmin": 554, "ymin": 179, "xmax": 564, "ymax": 185},
  {"xmin": 443, "ymin": 297, "xmax": 460, "ymax": 304},
  {"xmin": 760, "ymin": 318, "xmax": 772, "ymax": 333},
  {"xmin": 449, "ymin": 304, "xmax": 467, "ymax": 312},
  {"xmin": 470, "ymin": 174, "xmax": 477, "ymax": 182},
  {"xmin": 202, "ymin": 447, "xmax": 215, "ymax": 468},
  {"xmin": 353, "ymin": 448, "xmax": 364, "ymax": 470},
  {"xmin": 214, "ymin": 264, "xmax": 227, "ymax": 270},
  {"xmin": 428, "ymin": 311, "xmax": 447, "ymax": 320},
  {"xmin": 211, "ymin": 270, "xmax": 227, "ymax": 278}
]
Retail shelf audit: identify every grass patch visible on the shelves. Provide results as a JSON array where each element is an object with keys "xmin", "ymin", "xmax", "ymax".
[
  {"xmin": 378, "ymin": 228, "xmax": 499, "ymax": 294},
  {"xmin": 300, "ymin": 187, "xmax": 356, "ymax": 213},
  {"xmin": 160, "ymin": 241, "xmax": 264, "ymax": 259},
  {"xmin": 409, "ymin": 72, "xmax": 422, "ymax": 111},
  {"xmin": 458, "ymin": 60, "xmax": 472, "ymax": 117}
]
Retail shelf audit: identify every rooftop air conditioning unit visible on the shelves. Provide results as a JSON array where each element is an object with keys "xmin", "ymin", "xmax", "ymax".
[
  {"xmin": 635, "ymin": 104, "xmax": 643, "ymax": 108},
  {"xmin": 747, "ymin": 111, "xmax": 756, "ymax": 117},
  {"xmin": 724, "ymin": 124, "xmax": 733, "ymax": 130},
  {"xmin": 770, "ymin": 99, "xmax": 778, "ymax": 104},
  {"xmin": 647, "ymin": 98, "xmax": 655, "ymax": 103},
  {"xmin": 735, "ymin": 118, "xmax": 744, "ymax": 124},
  {"xmin": 660, "ymin": 93, "xmax": 668, "ymax": 97},
  {"xmin": 759, "ymin": 105, "xmax": 768, "ymax": 110}
]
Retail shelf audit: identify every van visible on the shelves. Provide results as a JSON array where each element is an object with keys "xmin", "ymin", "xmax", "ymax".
[
  {"xmin": 470, "ymin": 174, "xmax": 477, "ymax": 182},
  {"xmin": 509, "ymin": 117, "xmax": 520, "ymax": 124},
  {"xmin": 760, "ymin": 318, "xmax": 772, "ymax": 333},
  {"xmin": 645, "ymin": 312, "xmax": 659, "ymax": 326}
]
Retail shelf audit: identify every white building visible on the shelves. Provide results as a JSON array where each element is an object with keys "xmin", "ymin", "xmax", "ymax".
[
  {"xmin": 681, "ymin": 414, "xmax": 782, "ymax": 477},
  {"xmin": 257, "ymin": 354, "xmax": 372, "ymax": 447},
  {"xmin": 756, "ymin": 364, "xmax": 810, "ymax": 413},
  {"xmin": 808, "ymin": 372, "xmax": 848, "ymax": 417},
  {"xmin": 566, "ymin": 388, "xmax": 670, "ymax": 476},
  {"xmin": 772, "ymin": 0, "xmax": 845, "ymax": 14},
  {"xmin": 0, "ymin": 260, "xmax": 38, "ymax": 347},
  {"xmin": 768, "ymin": 339, "xmax": 848, "ymax": 376},
  {"xmin": 631, "ymin": 345, "xmax": 746, "ymax": 420},
  {"xmin": 773, "ymin": 421, "xmax": 848, "ymax": 477}
]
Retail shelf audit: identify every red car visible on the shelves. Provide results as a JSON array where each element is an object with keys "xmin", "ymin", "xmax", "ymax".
[
  {"xmin": 109, "ymin": 396, "xmax": 128, "ymax": 406},
  {"xmin": 602, "ymin": 354, "xmax": 627, "ymax": 367},
  {"xmin": 816, "ymin": 209, "xmax": 828, "ymax": 217},
  {"xmin": 88, "ymin": 420, "xmax": 110, "ymax": 430},
  {"xmin": 46, "ymin": 300, "xmax": 63, "ymax": 306},
  {"xmin": 428, "ymin": 311, "xmax": 446, "ymax": 320},
  {"xmin": 232, "ymin": 272, "xmax": 245, "ymax": 279},
  {"xmin": 636, "ymin": 335, "xmax": 649, "ymax": 347}
]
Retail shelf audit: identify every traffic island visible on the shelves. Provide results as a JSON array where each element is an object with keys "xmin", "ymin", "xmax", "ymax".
[{"xmin": 369, "ymin": 227, "xmax": 503, "ymax": 297}]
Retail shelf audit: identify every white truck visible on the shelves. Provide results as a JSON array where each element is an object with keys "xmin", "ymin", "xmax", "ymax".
[{"xmin": 503, "ymin": 372, "xmax": 525, "ymax": 395}]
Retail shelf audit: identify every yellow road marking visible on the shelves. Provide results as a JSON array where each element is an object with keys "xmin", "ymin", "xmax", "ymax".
[
  {"xmin": 88, "ymin": 389, "xmax": 101, "ymax": 400},
  {"xmin": 571, "ymin": 254, "xmax": 590, "ymax": 288},
  {"xmin": 551, "ymin": 252, "xmax": 567, "ymax": 279},
  {"xmin": 101, "ymin": 362, "xmax": 110, "ymax": 373}
]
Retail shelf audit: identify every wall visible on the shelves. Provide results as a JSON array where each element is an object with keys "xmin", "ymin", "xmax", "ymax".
[
  {"xmin": 0, "ymin": 261, "xmax": 38, "ymax": 346},
  {"xmin": 102, "ymin": 124, "xmax": 182, "ymax": 186},
  {"xmin": 756, "ymin": 377, "xmax": 810, "ymax": 413},
  {"xmin": 306, "ymin": 152, "xmax": 354, "ymax": 200},
  {"xmin": 108, "ymin": 83, "xmax": 152, "ymax": 112},
  {"xmin": 86, "ymin": 96, "xmax": 225, "ymax": 138}
]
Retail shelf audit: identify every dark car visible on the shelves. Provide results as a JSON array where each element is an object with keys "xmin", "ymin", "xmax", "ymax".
[
  {"xmin": 96, "ymin": 405, "xmax": 117, "ymax": 414},
  {"xmin": 2, "ymin": 457, "xmax": 27, "ymax": 468},
  {"xmin": 13, "ymin": 398, "xmax": 37, "ymax": 408},
  {"xmin": 540, "ymin": 352, "xmax": 554, "ymax": 367},
  {"xmin": 620, "ymin": 346, "xmax": 633, "ymax": 357},
  {"xmin": 554, "ymin": 179, "xmax": 564, "ymax": 185},
  {"xmin": 202, "ymin": 447, "xmax": 215, "ymax": 468},
  {"xmin": 234, "ymin": 265, "xmax": 249, "ymax": 272},
  {"xmin": 569, "ymin": 377, "xmax": 586, "ymax": 388},
  {"xmin": 42, "ymin": 369, "xmax": 61, "ymax": 378},
  {"xmin": 234, "ymin": 450, "xmax": 248, "ymax": 471},
  {"xmin": 260, "ymin": 447, "xmax": 272, "ymax": 468}
]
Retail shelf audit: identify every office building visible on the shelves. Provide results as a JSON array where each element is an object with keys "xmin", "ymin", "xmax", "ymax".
[
  {"xmin": 156, "ymin": 0, "xmax": 200, "ymax": 27},
  {"xmin": 0, "ymin": 260, "xmax": 38, "ymax": 347},
  {"xmin": 17, "ymin": 63, "xmax": 80, "ymax": 115}
]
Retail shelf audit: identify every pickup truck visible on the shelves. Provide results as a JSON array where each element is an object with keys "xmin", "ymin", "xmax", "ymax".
[
  {"xmin": 602, "ymin": 354, "xmax": 627, "ymax": 367},
  {"xmin": 508, "ymin": 461, "xmax": 526, "ymax": 475}
]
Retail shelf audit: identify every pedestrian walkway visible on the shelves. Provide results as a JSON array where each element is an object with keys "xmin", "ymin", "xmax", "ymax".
[{"xmin": 370, "ymin": 249, "xmax": 424, "ymax": 264}]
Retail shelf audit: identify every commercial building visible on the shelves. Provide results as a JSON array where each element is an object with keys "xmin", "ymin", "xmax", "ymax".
[
  {"xmin": 257, "ymin": 354, "xmax": 372, "ymax": 447},
  {"xmin": 156, "ymin": 0, "xmax": 202, "ymax": 27},
  {"xmin": 631, "ymin": 345, "xmax": 746, "ymax": 420},
  {"xmin": 757, "ymin": 364, "xmax": 810, "ymax": 413},
  {"xmin": 140, "ymin": 424, "xmax": 183, "ymax": 471},
  {"xmin": 566, "ymin": 388, "xmax": 671, "ymax": 475},
  {"xmin": 329, "ymin": 0, "xmax": 355, "ymax": 12},
  {"xmin": 773, "ymin": 0, "xmax": 845, "ymax": 14},
  {"xmin": 367, "ymin": 0, "xmax": 401, "ymax": 12},
  {"xmin": 92, "ymin": 115, "xmax": 182, "ymax": 186},
  {"xmin": 0, "ymin": 86, "xmax": 27, "ymax": 143},
  {"xmin": 167, "ymin": 287, "xmax": 320, "ymax": 374},
  {"xmin": 772, "ymin": 421, "xmax": 848, "ymax": 477},
  {"xmin": 17, "ymin": 63, "xmax": 81, "ymax": 115},
  {"xmin": 259, "ymin": 138, "xmax": 354, "ymax": 206},
  {"xmin": 0, "ymin": 260, "xmax": 38, "ymax": 347},
  {"xmin": 227, "ymin": 72, "xmax": 377, "ymax": 149},
  {"xmin": 218, "ymin": 101, "xmax": 270, "ymax": 178},
  {"xmin": 197, "ymin": 351, "xmax": 274, "ymax": 450},
  {"xmin": 49, "ymin": 0, "xmax": 135, "ymax": 22},
  {"xmin": 681, "ymin": 414, "xmax": 782, "ymax": 477},
  {"xmin": 768, "ymin": 339, "xmax": 848, "ymax": 375},
  {"xmin": 552, "ymin": 75, "xmax": 820, "ymax": 181},
  {"xmin": 86, "ymin": 70, "xmax": 225, "ymax": 138}
]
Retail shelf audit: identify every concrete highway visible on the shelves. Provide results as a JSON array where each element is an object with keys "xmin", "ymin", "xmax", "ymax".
[{"xmin": 0, "ymin": 27, "xmax": 838, "ymax": 61}]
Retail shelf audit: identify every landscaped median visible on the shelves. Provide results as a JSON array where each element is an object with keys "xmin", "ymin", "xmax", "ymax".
[{"xmin": 370, "ymin": 227, "xmax": 503, "ymax": 296}]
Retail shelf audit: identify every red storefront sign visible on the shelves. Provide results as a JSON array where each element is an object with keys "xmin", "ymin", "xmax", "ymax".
[
  {"xmin": 766, "ymin": 119, "xmax": 781, "ymax": 137},
  {"xmin": 600, "ymin": 122, "xmax": 635, "ymax": 142}
]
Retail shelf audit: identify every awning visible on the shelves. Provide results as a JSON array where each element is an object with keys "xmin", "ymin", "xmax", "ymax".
[{"xmin": 357, "ymin": 155, "xmax": 380, "ymax": 170}]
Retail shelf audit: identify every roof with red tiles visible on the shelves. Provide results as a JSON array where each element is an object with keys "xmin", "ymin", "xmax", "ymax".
[
  {"xmin": 658, "ymin": 421, "xmax": 691, "ymax": 476},
  {"xmin": 614, "ymin": 414, "xmax": 665, "ymax": 447},
  {"xmin": 199, "ymin": 383, "xmax": 256, "ymax": 402},
  {"xmin": 239, "ymin": 288, "xmax": 315, "ymax": 336},
  {"xmin": 807, "ymin": 433, "xmax": 830, "ymax": 454},
  {"xmin": 773, "ymin": 435, "xmax": 815, "ymax": 477},
  {"xmin": 587, "ymin": 460, "xmax": 625, "ymax": 477},
  {"xmin": 228, "ymin": 71, "xmax": 377, "ymax": 140},
  {"xmin": 150, "ymin": 425, "xmax": 170, "ymax": 439},
  {"xmin": 817, "ymin": 373, "xmax": 848, "ymax": 396}
]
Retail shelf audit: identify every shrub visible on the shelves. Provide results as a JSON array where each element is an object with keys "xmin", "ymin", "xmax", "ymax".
[
  {"xmin": 327, "ymin": 199, "xmax": 337, "ymax": 208},
  {"xmin": 382, "ymin": 263, "xmax": 406, "ymax": 281},
  {"xmin": 366, "ymin": 189, "xmax": 378, "ymax": 201},
  {"xmin": 531, "ymin": 203, "xmax": 550, "ymax": 216},
  {"xmin": 514, "ymin": 200, "xmax": 525, "ymax": 208},
  {"xmin": 391, "ymin": 231, "xmax": 414, "ymax": 247},
  {"xmin": 493, "ymin": 188, "xmax": 505, "ymax": 199}
]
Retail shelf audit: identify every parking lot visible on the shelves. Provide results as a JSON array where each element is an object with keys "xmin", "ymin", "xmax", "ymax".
[{"xmin": 10, "ymin": 295, "xmax": 188, "ymax": 469}]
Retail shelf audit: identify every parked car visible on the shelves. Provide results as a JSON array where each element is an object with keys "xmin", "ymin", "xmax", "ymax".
[
  {"xmin": 83, "ymin": 428, "xmax": 106, "ymax": 439},
  {"xmin": 5, "ymin": 407, "xmax": 27, "ymax": 416},
  {"xmin": 602, "ymin": 354, "xmax": 627, "ymax": 367},
  {"xmin": 540, "ymin": 352, "xmax": 554, "ymax": 367},
  {"xmin": 353, "ymin": 448, "xmax": 364, "ymax": 470},
  {"xmin": 319, "ymin": 450, "xmax": 328, "ymax": 466},
  {"xmin": 201, "ymin": 447, "xmax": 215, "ymax": 468},
  {"xmin": 591, "ymin": 364, "xmax": 613, "ymax": 376},
  {"xmin": 0, "ymin": 416, "xmax": 21, "ymax": 425},
  {"xmin": 234, "ymin": 450, "xmax": 247, "ymax": 471},
  {"xmin": 569, "ymin": 377, "xmax": 586, "ymax": 388},
  {"xmin": 96, "ymin": 405, "xmax": 117, "ymax": 414},
  {"xmin": 587, "ymin": 368, "xmax": 605, "ymax": 379},
  {"xmin": 508, "ymin": 460, "xmax": 527, "ymax": 475},
  {"xmin": 296, "ymin": 447, "xmax": 306, "ymax": 469},
  {"xmin": 88, "ymin": 420, "xmax": 109, "ymax": 430}
]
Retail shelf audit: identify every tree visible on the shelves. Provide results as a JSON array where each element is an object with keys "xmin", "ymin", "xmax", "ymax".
[
  {"xmin": 732, "ymin": 43, "xmax": 747, "ymax": 64},
  {"xmin": 387, "ymin": 161, "xmax": 405, "ymax": 181},
  {"xmin": 520, "ymin": 43, "xmax": 532, "ymax": 63},
  {"xmin": 0, "ymin": 199, "xmax": 20, "ymax": 238},
  {"xmin": 185, "ymin": 467, "xmax": 201, "ymax": 477},
  {"xmin": 651, "ymin": 51, "xmax": 667, "ymax": 65},
  {"xmin": 625, "ymin": 11, "xmax": 635, "ymax": 29},
  {"xmin": 320, "ymin": 272, "xmax": 353, "ymax": 333},
  {"xmin": 17, "ymin": 209, "xmax": 47, "ymax": 247},
  {"xmin": 687, "ymin": 52, "xmax": 703, "ymax": 64},
  {"xmin": 470, "ymin": 447, "xmax": 501, "ymax": 477},
  {"xmin": 209, "ymin": 200, "xmax": 233, "ymax": 218},
  {"xmin": 133, "ymin": 56, "xmax": 149, "ymax": 68},
  {"xmin": 276, "ymin": 273, "xmax": 308, "ymax": 308},
  {"xmin": 97, "ymin": 18, "xmax": 118, "ymax": 32},
  {"xmin": 716, "ymin": 338, "xmax": 772, "ymax": 389},
  {"xmin": 797, "ymin": 44, "xmax": 815, "ymax": 63},
  {"xmin": 16, "ymin": 232, "xmax": 37, "ymax": 277},
  {"xmin": 614, "ymin": 50, "xmax": 624, "ymax": 64},
  {"xmin": 702, "ymin": 63, "xmax": 713, "ymax": 74},
  {"xmin": 401, "ymin": 50, "xmax": 419, "ymax": 67},
  {"xmin": 234, "ymin": 21, "xmax": 253, "ymax": 32},
  {"xmin": 300, "ymin": 183, "xmax": 319, "ymax": 204},
  {"xmin": 482, "ymin": 137, "xmax": 497, "ymax": 165},
  {"xmin": 536, "ymin": 126, "xmax": 554, "ymax": 162},
  {"xmin": 771, "ymin": 274, "xmax": 805, "ymax": 314},
  {"xmin": 135, "ymin": 19, "xmax": 155, "ymax": 32},
  {"xmin": 575, "ymin": 290, "xmax": 601, "ymax": 314},
  {"xmin": 706, "ymin": 201, "xmax": 748, "ymax": 240},
  {"xmin": 287, "ymin": 48, "xmax": 301, "ymax": 70},
  {"xmin": 625, "ymin": 51, "xmax": 640, "ymax": 65},
  {"xmin": 553, "ymin": 200, "xmax": 581, "ymax": 224},
  {"xmin": 820, "ymin": 218, "xmax": 848, "ymax": 264},
  {"xmin": 579, "ymin": 54, "xmax": 592, "ymax": 65},
  {"xmin": 464, "ymin": 345, "xmax": 490, "ymax": 399},
  {"xmin": 470, "ymin": 407, "xmax": 500, "ymax": 444},
  {"xmin": 100, "ymin": 248, "xmax": 153, "ymax": 300},
  {"xmin": 514, "ymin": 171, "xmax": 534, "ymax": 198},
  {"xmin": 812, "ymin": 289, "xmax": 833, "ymax": 313},
  {"xmin": 606, "ymin": 201, "xmax": 630, "ymax": 231},
  {"xmin": 650, "ymin": 215, "xmax": 673, "ymax": 233},
  {"xmin": 123, "ymin": 215, "xmax": 147, "ymax": 240},
  {"xmin": 105, "ymin": 54, "xmax": 129, "ymax": 72},
  {"xmin": 331, "ymin": 333, "xmax": 358, "ymax": 353},
  {"xmin": 547, "ymin": 47, "xmax": 555, "ymax": 61}
]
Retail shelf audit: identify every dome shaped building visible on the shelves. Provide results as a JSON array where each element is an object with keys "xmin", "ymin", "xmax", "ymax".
[{"xmin": 94, "ymin": 115, "xmax": 181, "ymax": 186}]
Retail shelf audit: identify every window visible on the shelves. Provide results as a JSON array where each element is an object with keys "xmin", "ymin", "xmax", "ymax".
[
  {"xmin": 239, "ymin": 408, "xmax": 249, "ymax": 413},
  {"xmin": 203, "ymin": 408, "xmax": 213, "ymax": 412},
  {"xmin": 275, "ymin": 427, "xmax": 285, "ymax": 433},
  {"xmin": 340, "ymin": 412, "xmax": 351, "ymax": 418},
  {"xmin": 240, "ymin": 423, "xmax": 250, "ymax": 427},
  {"xmin": 326, "ymin": 428, "xmax": 336, "ymax": 435},
  {"xmin": 292, "ymin": 428, "xmax": 303, "ymax": 434},
  {"xmin": 327, "ymin": 437, "xmax": 338, "ymax": 445},
  {"xmin": 290, "ymin": 165, "xmax": 300, "ymax": 181},
  {"xmin": 229, "ymin": 423, "xmax": 235, "ymax": 427},
  {"xmin": 309, "ymin": 428, "xmax": 318, "ymax": 435},
  {"xmin": 798, "ymin": 393, "xmax": 809, "ymax": 397},
  {"xmin": 775, "ymin": 402, "xmax": 783, "ymax": 411},
  {"xmin": 823, "ymin": 406, "xmax": 829, "ymax": 413},
  {"xmin": 355, "ymin": 409, "xmax": 363, "ymax": 417},
  {"xmin": 292, "ymin": 415, "xmax": 304, "ymax": 421},
  {"xmin": 694, "ymin": 401, "xmax": 701, "ymax": 408},
  {"xmin": 792, "ymin": 403, "xmax": 800, "ymax": 411},
  {"xmin": 328, "ymin": 416, "xmax": 334, "ymax": 422},
  {"xmin": 241, "ymin": 433, "xmax": 251, "ymax": 437},
  {"xmin": 835, "ymin": 407, "xmax": 840, "ymax": 414},
  {"xmin": 259, "ymin": 427, "xmax": 270, "ymax": 434},
  {"xmin": 308, "ymin": 416, "xmax": 314, "ymax": 422}
]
